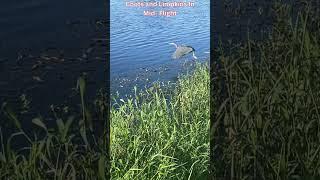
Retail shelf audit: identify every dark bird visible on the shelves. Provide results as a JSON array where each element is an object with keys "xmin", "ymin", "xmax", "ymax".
[{"xmin": 169, "ymin": 43, "xmax": 198, "ymax": 60}]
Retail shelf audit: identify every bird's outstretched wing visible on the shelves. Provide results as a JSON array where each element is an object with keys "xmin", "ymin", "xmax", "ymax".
[{"xmin": 172, "ymin": 46, "xmax": 194, "ymax": 59}]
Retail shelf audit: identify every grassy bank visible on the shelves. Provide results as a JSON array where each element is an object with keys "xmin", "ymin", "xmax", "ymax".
[
  {"xmin": 111, "ymin": 63, "xmax": 210, "ymax": 179},
  {"xmin": 0, "ymin": 62, "xmax": 209, "ymax": 179},
  {"xmin": 212, "ymin": 3, "xmax": 320, "ymax": 179},
  {"xmin": 0, "ymin": 77, "xmax": 109, "ymax": 179}
]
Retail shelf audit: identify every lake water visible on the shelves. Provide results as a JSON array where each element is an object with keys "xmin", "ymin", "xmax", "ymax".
[
  {"xmin": 0, "ymin": 0, "xmax": 107, "ymax": 116},
  {"xmin": 110, "ymin": 0, "xmax": 210, "ymax": 97},
  {"xmin": 0, "ymin": 0, "xmax": 286, "ymax": 118}
]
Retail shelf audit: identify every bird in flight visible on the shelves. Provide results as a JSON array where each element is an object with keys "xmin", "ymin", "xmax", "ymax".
[{"xmin": 169, "ymin": 42, "xmax": 198, "ymax": 60}]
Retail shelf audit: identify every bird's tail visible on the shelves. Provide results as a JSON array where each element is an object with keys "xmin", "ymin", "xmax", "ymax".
[{"xmin": 192, "ymin": 51, "xmax": 198, "ymax": 59}]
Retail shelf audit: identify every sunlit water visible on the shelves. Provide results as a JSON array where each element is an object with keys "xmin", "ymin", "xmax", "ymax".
[
  {"xmin": 0, "ymin": 0, "xmax": 289, "ymax": 116},
  {"xmin": 111, "ymin": 0, "xmax": 210, "ymax": 97}
]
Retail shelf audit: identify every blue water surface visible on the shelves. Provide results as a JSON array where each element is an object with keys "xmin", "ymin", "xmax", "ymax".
[{"xmin": 111, "ymin": 0, "xmax": 210, "ymax": 96}]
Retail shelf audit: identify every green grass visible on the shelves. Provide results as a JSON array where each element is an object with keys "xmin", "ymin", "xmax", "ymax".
[
  {"xmin": 0, "ymin": 62, "xmax": 209, "ymax": 179},
  {"xmin": 0, "ymin": 84, "xmax": 109, "ymax": 179},
  {"xmin": 212, "ymin": 2, "xmax": 320, "ymax": 179},
  {"xmin": 110, "ymin": 63, "xmax": 210, "ymax": 179}
]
